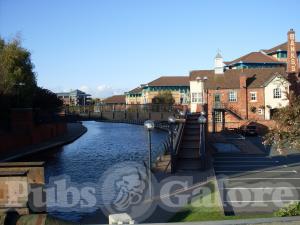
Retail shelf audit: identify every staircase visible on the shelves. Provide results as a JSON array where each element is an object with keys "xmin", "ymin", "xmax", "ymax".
[
  {"xmin": 175, "ymin": 113, "xmax": 202, "ymax": 171},
  {"xmin": 224, "ymin": 105, "xmax": 243, "ymax": 120}
]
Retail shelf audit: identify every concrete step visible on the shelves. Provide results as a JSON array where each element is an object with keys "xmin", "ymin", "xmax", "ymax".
[
  {"xmin": 184, "ymin": 130, "xmax": 200, "ymax": 136},
  {"xmin": 186, "ymin": 120, "xmax": 199, "ymax": 124},
  {"xmin": 181, "ymin": 141, "xmax": 200, "ymax": 148},
  {"xmin": 178, "ymin": 148, "xmax": 199, "ymax": 159},
  {"xmin": 185, "ymin": 124, "xmax": 200, "ymax": 129},
  {"xmin": 176, "ymin": 159, "xmax": 202, "ymax": 171},
  {"xmin": 182, "ymin": 135, "xmax": 200, "ymax": 141}
]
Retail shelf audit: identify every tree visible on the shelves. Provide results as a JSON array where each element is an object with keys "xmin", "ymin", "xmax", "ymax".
[
  {"xmin": 152, "ymin": 91, "xmax": 175, "ymax": 105},
  {"xmin": 33, "ymin": 87, "xmax": 63, "ymax": 111},
  {"xmin": 0, "ymin": 36, "xmax": 62, "ymax": 118},
  {"xmin": 264, "ymin": 94, "xmax": 300, "ymax": 153},
  {"xmin": 0, "ymin": 37, "xmax": 37, "ymax": 107}
]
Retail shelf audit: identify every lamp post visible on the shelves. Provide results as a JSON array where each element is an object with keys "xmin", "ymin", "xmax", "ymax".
[
  {"xmin": 14, "ymin": 82, "xmax": 25, "ymax": 107},
  {"xmin": 144, "ymin": 120, "xmax": 155, "ymax": 199},
  {"xmin": 168, "ymin": 115, "xmax": 176, "ymax": 173},
  {"xmin": 198, "ymin": 112, "xmax": 207, "ymax": 170}
]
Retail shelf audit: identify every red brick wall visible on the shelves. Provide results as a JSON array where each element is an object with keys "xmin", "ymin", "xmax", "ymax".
[
  {"xmin": 0, "ymin": 123, "xmax": 67, "ymax": 154},
  {"xmin": 247, "ymin": 88, "xmax": 265, "ymax": 120},
  {"xmin": 206, "ymin": 85, "xmax": 268, "ymax": 132}
]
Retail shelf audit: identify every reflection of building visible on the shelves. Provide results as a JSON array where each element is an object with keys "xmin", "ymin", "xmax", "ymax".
[{"xmin": 56, "ymin": 89, "xmax": 91, "ymax": 106}]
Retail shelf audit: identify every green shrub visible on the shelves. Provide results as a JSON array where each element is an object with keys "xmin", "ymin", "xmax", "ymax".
[{"xmin": 274, "ymin": 202, "xmax": 300, "ymax": 217}]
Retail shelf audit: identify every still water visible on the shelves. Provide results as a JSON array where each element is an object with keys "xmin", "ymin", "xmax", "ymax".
[{"xmin": 24, "ymin": 121, "xmax": 168, "ymax": 222}]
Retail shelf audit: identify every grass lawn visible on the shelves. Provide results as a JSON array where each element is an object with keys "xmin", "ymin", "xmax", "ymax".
[{"xmin": 169, "ymin": 180, "xmax": 274, "ymax": 222}]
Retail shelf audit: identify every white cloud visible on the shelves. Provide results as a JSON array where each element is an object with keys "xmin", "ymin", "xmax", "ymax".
[
  {"xmin": 48, "ymin": 84, "xmax": 126, "ymax": 98},
  {"xmin": 79, "ymin": 84, "xmax": 126, "ymax": 98}
]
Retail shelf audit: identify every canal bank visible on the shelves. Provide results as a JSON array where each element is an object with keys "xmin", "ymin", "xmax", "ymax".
[
  {"xmin": 15, "ymin": 121, "xmax": 169, "ymax": 223},
  {"xmin": 0, "ymin": 122, "xmax": 87, "ymax": 162}
]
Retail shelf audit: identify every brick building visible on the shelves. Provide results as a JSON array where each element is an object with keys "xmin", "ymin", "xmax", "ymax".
[
  {"xmin": 118, "ymin": 29, "xmax": 300, "ymax": 132},
  {"xmin": 190, "ymin": 68, "xmax": 290, "ymax": 132},
  {"xmin": 125, "ymin": 76, "xmax": 190, "ymax": 105}
]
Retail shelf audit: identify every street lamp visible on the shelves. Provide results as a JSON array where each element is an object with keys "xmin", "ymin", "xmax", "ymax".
[
  {"xmin": 168, "ymin": 115, "xmax": 176, "ymax": 173},
  {"xmin": 14, "ymin": 82, "xmax": 26, "ymax": 107},
  {"xmin": 144, "ymin": 120, "xmax": 155, "ymax": 199},
  {"xmin": 179, "ymin": 110, "xmax": 185, "ymax": 118},
  {"xmin": 198, "ymin": 113, "xmax": 207, "ymax": 170}
]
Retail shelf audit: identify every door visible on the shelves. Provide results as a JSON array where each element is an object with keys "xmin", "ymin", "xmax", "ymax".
[{"xmin": 214, "ymin": 93, "xmax": 221, "ymax": 108}]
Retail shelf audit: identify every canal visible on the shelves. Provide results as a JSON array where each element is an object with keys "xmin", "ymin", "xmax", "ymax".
[{"xmin": 23, "ymin": 121, "xmax": 168, "ymax": 222}]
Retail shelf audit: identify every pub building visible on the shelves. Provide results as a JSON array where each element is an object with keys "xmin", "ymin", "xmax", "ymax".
[{"xmin": 121, "ymin": 29, "xmax": 300, "ymax": 131}]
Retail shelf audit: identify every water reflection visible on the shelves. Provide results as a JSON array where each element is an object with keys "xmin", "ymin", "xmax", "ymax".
[{"xmin": 23, "ymin": 121, "xmax": 168, "ymax": 222}]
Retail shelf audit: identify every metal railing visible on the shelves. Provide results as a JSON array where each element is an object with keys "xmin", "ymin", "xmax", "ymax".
[
  {"xmin": 65, "ymin": 103, "xmax": 184, "ymax": 114},
  {"xmin": 213, "ymin": 102, "xmax": 243, "ymax": 119}
]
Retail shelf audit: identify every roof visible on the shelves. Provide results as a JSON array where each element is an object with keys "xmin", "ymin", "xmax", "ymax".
[
  {"xmin": 147, "ymin": 76, "xmax": 189, "ymax": 87},
  {"xmin": 224, "ymin": 52, "xmax": 283, "ymax": 66},
  {"xmin": 263, "ymin": 42, "xmax": 300, "ymax": 54},
  {"xmin": 56, "ymin": 89, "xmax": 90, "ymax": 97},
  {"xmin": 127, "ymin": 86, "xmax": 143, "ymax": 94},
  {"xmin": 102, "ymin": 95, "xmax": 126, "ymax": 104},
  {"xmin": 190, "ymin": 67, "xmax": 287, "ymax": 89}
]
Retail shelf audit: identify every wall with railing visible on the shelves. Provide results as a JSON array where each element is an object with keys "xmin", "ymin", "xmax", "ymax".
[{"xmin": 65, "ymin": 104, "xmax": 185, "ymax": 122}]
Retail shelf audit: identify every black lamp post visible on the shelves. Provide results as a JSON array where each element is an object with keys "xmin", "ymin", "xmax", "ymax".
[
  {"xmin": 15, "ymin": 82, "xmax": 25, "ymax": 107},
  {"xmin": 198, "ymin": 112, "xmax": 207, "ymax": 169},
  {"xmin": 144, "ymin": 120, "xmax": 155, "ymax": 199},
  {"xmin": 168, "ymin": 115, "xmax": 176, "ymax": 173}
]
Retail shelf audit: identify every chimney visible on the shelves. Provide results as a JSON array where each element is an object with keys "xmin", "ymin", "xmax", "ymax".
[
  {"xmin": 240, "ymin": 73, "xmax": 247, "ymax": 88},
  {"xmin": 214, "ymin": 52, "xmax": 224, "ymax": 74},
  {"xmin": 287, "ymin": 29, "xmax": 299, "ymax": 73}
]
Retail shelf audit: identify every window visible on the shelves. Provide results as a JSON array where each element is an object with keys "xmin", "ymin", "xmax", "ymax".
[
  {"xmin": 228, "ymin": 91, "xmax": 237, "ymax": 102},
  {"xmin": 250, "ymin": 92, "xmax": 257, "ymax": 101},
  {"xmin": 191, "ymin": 93, "xmax": 203, "ymax": 103},
  {"xmin": 273, "ymin": 88, "xmax": 282, "ymax": 99},
  {"xmin": 214, "ymin": 111, "xmax": 222, "ymax": 123},
  {"xmin": 258, "ymin": 108, "xmax": 264, "ymax": 115}
]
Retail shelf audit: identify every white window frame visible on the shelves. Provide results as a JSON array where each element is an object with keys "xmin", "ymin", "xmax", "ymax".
[
  {"xmin": 258, "ymin": 108, "xmax": 264, "ymax": 115},
  {"xmin": 191, "ymin": 92, "xmax": 203, "ymax": 103},
  {"xmin": 250, "ymin": 92, "xmax": 257, "ymax": 102},
  {"xmin": 228, "ymin": 91, "xmax": 237, "ymax": 102},
  {"xmin": 273, "ymin": 88, "xmax": 282, "ymax": 99},
  {"xmin": 214, "ymin": 111, "xmax": 222, "ymax": 123}
]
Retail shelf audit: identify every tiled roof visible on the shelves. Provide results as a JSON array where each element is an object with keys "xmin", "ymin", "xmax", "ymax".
[
  {"xmin": 102, "ymin": 95, "xmax": 126, "ymax": 104},
  {"xmin": 263, "ymin": 42, "xmax": 300, "ymax": 54},
  {"xmin": 147, "ymin": 76, "xmax": 190, "ymax": 86},
  {"xmin": 190, "ymin": 68, "xmax": 287, "ymax": 89},
  {"xmin": 224, "ymin": 52, "xmax": 283, "ymax": 66},
  {"xmin": 128, "ymin": 86, "xmax": 143, "ymax": 94}
]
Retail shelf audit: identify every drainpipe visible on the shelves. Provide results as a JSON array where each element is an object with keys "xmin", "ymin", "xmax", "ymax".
[{"xmin": 245, "ymin": 86, "xmax": 248, "ymax": 120}]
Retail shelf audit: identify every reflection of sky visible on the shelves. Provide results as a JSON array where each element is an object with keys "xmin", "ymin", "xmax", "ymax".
[{"xmin": 28, "ymin": 121, "xmax": 167, "ymax": 222}]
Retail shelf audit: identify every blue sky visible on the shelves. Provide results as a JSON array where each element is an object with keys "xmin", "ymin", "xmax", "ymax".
[{"xmin": 1, "ymin": 0, "xmax": 300, "ymax": 97}]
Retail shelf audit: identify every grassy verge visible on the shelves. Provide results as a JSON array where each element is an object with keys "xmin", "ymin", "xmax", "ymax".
[{"xmin": 169, "ymin": 180, "xmax": 274, "ymax": 222}]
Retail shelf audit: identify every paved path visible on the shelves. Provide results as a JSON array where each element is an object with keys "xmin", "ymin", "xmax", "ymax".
[
  {"xmin": 214, "ymin": 152, "xmax": 300, "ymax": 215},
  {"xmin": 0, "ymin": 122, "xmax": 87, "ymax": 162}
]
